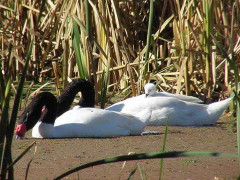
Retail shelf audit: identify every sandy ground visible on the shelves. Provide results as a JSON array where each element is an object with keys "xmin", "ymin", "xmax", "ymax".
[{"xmin": 12, "ymin": 116, "xmax": 239, "ymax": 180}]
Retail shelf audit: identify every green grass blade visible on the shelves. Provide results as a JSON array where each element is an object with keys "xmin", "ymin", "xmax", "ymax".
[
  {"xmin": 6, "ymin": 41, "xmax": 33, "ymax": 144},
  {"xmin": 0, "ymin": 43, "xmax": 13, "ymax": 109},
  {"xmin": 72, "ymin": 18, "xmax": 88, "ymax": 79},
  {"xmin": 0, "ymin": 78, "xmax": 12, "ymax": 165},
  {"xmin": 100, "ymin": 69, "xmax": 109, "ymax": 109},
  {"xmin": 84, "ymin": 0, "xmax": 92, "ymax": 40},
  {"xmin": 62, "ymin": 40, "xmax": 69, "ymax": 89},
  {"xmin": 127, "ymin": 166, "xmax": 137, "ymax": 180},
  {"xmin": 24, "ymin": 143, "xmax": 37, "ymax": 180},
  {"xmin": 237, "ymin": 97, "xmax": 240, "ymax": 167},
  {"xmin": 54, "ymin": 151, "xmax": 236, "ymax": 179},
  {"xmin": 3, "ymin": 142, "xmax": 36, "ymax": 173},
  {"xmin": 0, "ymin": 63, "xmax": 5, "ymax": 106},
  {"xmin": 159, "ymin": 117, "xmax": 169, "ymax": 180},
  {"xmin": 143, "ymin": 0, "xmax": 155, "ymax": 77},
  {"xmin": 211, "ymin": 33, "xmax": 240, "ymax": 166},
  {"xmin": 0, "ymin": 42, "xmax": 13, "ymax": 178},
  {"xmin": 1, "ymin": 41, "xmax": 33, "ymax": 179}
]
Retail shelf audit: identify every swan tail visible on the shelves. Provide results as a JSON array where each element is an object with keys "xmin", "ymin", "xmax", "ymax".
[{"xmin": 207, "ymin": 97, "xmax": 233, "ymax": 122}]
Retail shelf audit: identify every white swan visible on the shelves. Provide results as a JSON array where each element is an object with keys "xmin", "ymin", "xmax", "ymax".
[
  {"xmin": 144, "ymin": 83, "xmax": 203, "ymax": 103},
  {"xmin": 15, "ymin": 92, "xmax": 151, "ymax": 138},
  {"xmin": 106, "ymin": 83, "xmax": 232, "ymax": 126}
]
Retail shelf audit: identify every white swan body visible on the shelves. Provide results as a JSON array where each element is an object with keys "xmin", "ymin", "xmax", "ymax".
[
  {"xmin": 32, "ymin": 107, "xmax": 151, "ymax": 138},
  {"xmin": 147, "ymin": 97, "xmax": 231, "ymax": 126},
  {"xmin": 106, "ymin": 84, "xmax": 232, "ymax": 126}
]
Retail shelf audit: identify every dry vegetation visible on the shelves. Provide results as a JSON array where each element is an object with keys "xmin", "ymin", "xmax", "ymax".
[{"xmin": 0, "ymin": 0, "xmax": 239, "ymax": 105}]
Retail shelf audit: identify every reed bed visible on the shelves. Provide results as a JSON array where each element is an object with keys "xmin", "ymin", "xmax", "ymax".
[
  {"xmin": 0, "ymin": 0, "xmax": 239, "ymax": 179},
  {"xmin": 0, "ymin": 0, "xmax": 239, "ymax": 102}
]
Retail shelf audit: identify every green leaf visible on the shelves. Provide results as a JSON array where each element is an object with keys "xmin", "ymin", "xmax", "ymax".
[
  {"xmin": 3, "ymin": 142, "xmax": 36, "ymax": 173},
  {"xmin": 55, "ymin": 151, "xmax": 236, "ymax": 179},
  {"xmin": 72, "ymin": 18, "xmax": 88, "ymax": 79}
]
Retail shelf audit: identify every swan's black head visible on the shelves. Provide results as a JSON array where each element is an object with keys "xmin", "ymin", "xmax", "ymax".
[
  {"xmin": 57, "ymin": 78, "xmax": 95, "ymax": 116},
  {"xmin": 15, "ymin": 92, "xmax": 58, "ymax": 139}
]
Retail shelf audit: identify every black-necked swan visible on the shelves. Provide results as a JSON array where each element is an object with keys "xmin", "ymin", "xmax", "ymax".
[
  {"xmin": 15, "ymin": 92, "xmax": 151, "ymax": 138},
  {"xmin": 106, "ymin": 83, "xmax": 232, "ymax": 126},
  {"xmin": 56, "ymin": 78, "xmax": 95, "ymax": 116}
]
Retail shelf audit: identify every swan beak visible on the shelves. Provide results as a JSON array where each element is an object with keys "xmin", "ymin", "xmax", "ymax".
[{"xmin": 15, "ymin": 135, "xmax": 24, "ymax": 140}]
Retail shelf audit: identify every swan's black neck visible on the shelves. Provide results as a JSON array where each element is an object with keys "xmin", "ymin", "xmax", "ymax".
[
  {"xmin": 56, "ymin": 79, "xmax": 95, "ymax": 116},
  {"xmin": 18, "ymin": 92, "xmax": 58, "ymax": 130},
  {"xmin": 18, "ymin": 79, "xmax": 95, "ymax": 131}
]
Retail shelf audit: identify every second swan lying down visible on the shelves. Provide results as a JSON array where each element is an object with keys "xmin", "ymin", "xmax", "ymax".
[
  {"xmin": 15, "ymin": 92, "xmax": 151, "ymax": 138},
  {"xmin": 106, "ymin": 83, "xmax": 232, "ymax": 126},
  {"xmin": 144, "ymin": 83, "xmax": 203, "ymax": 103}
]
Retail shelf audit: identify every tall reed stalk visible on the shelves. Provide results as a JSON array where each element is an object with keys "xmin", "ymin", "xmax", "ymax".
[
  {"xmin": 202, "ymin": 0, "xmax": 213, "ymax": 97},
  {"xmin": 143, "ymin": 0, "xmax": 155, "ymax": 78},
  {"xmin": 212, "ymin": 33, "xmax": 240, "ymax": 165},
  {"xmin": 0, "ymin": 1, "xmax": 46, "ymax": 178},
  {"xmin": 1, "ymin": 41, "xmax": 33, "ymax": 179}
]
